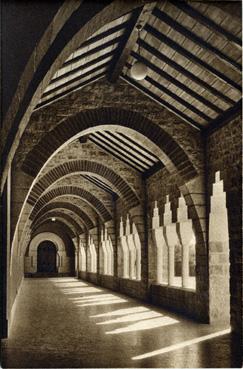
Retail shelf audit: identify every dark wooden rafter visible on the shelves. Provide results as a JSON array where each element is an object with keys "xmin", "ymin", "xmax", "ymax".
[
  {"xmin": 203, "ymin": 99, "xmax": 242, "ymax": 135},
  {"xmin": 42, "ymin": 60, "xmax": 110, "ymax": 98},
  {"xmin": 90, "ymin": 133, "xmax": 148, "ymax": 170},
  {"xmin": 153, "ymin": 7, "xmax": 241, "ymax": 72},
  {"xmin": 97, "ymin": 131, "xmax": 155, "ymax": 167},
  {"xmin": 35, "ymin": 74, "xmax": 105, "ymax": 110},
  {"xmin": 172, "ymin": 1, "xmax": 242, "ymax": 48},
  {"xmin": 140, "ymin": 73, "xmax": 212, "ymax": 122},
  {"xmin": 80, "ymin": 20, "xmax": 130, "ymax": 50},
  {"xmin": 49, "ymin": 50, "xmax": 115, "ymax": 86},
  {"xmin": 142, "ymin": 161, "xmax": 164, "ymax": 179},
  {"xmin": 137, "ymin": 38, "xmax": 236, "ymax": 106},
  {"xmin": 63, "ymin": 35, "xmax": 123, "ymax": 69},
  {"xmin": 109, "ymin": 3, "xmax": 156, "ymax": 82},
  {"xmin": 144, "ymin": 23, "xmax": 242, "ymax": 92},
  {"xmin": 89, "ymin": 136, "xmax": 142, "ymax": 172},
  {"xmin": 117, "ymin": 131, "xmax": 159, "ymax": 161},
  {"xmin": 107, "ymin": 131, "xmax": 158, "ymax": 163},
  {"xmin": 121, "ymin": 74, "xmax": 201, "ymax": 130},
  {"xmin": 81, "ymin": 174, "xmax": 118, "ymax": 198},
  {"xmin": 131, "ymin": 51, "xmax": 223, "ymax": 115}
]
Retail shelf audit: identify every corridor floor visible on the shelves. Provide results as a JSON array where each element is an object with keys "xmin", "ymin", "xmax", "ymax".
[{"xmin": 1, "ymin": 277, "xmax": 241, "ymax": 368}]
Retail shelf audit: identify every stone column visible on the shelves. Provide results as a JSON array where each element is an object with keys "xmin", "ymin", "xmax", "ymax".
[
  {"xmin": 119, "ymin": 217, "xmax": 129, "ymax": 278},
  {"xmin": 163, "ymin": 196, "xmax": 179, "ymax": 286},
  {"xmin": 177, "ymin": 195, "xmax": 195, "ymax": 289},
  {"xmin": 209, "ymin": 172, "xmax": 230, "ymax": 324},
  {"xmin": 132, "ymin": 222, "xmax": 141, "ymax": 280},
  {"xmin": 152, "ymin": 201, "xmax": 163, "ymax": 284}
]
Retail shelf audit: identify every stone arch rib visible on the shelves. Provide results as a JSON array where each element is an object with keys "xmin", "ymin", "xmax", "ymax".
[
  {"xmin": 30, "ymin": 186, "xmax": 112, "ymax": 222},
  {"xmin": 28, "ymin": 160, "xmax": 139, "ymax": 208},
  {"xmin": 32, "ymin": 210, "xmax": 83, "ymax": 235},
  {"xmin": 32, "ymin": 201, "xmax": 94, "ymax": 230},
  {"xmin": 21, "ymin": 108, "xmax": 197, "ymax": 182}
]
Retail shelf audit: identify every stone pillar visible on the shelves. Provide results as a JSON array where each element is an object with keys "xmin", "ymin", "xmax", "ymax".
[
  {"xmin": 177, "ymin": 195, "xmax": 195, "ymax": 289},
  {"xmin": 105, "ymin": 227, "xmax": 112, "ymax": 275},
  {"xmin": 126, "ymin": 215, "xmax": 136, "ymax": 279},
  {"xmin": 209, "ymin": 172, "xmax": 230, "ymax": 324},
  {"xmin": 163, "ymin": 196, "xmax": 179, "ymax": 287},
  {"xmin": 119, "ymin": 217, "xmax": 129, "ymax": 278},
  {"xmin": 132, "ymin": 222, "xmax": 141, "ymax": 280},
  {"xmin": 152, "ymin": 201, "xmax": 163, "ymax": 284}
]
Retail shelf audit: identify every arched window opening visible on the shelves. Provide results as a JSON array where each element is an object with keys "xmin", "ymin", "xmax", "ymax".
[{"xmin": 209, "ymin": 171, "xmax": 230, "ymax": 324}]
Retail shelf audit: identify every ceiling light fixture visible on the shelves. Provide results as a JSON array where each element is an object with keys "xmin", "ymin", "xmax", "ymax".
[
  {"xmin": 130, "ymin": 24, "xmax": 148, "ymax": 81},
  {"xmin": 51, "ymin": 217, "xmax": 56, "ymax": 222}
]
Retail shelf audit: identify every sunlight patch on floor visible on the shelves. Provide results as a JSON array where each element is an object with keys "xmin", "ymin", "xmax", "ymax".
[
  {"xmin": 105, "ymin": 316, "xmax": 179, "ymax": 334},
  {"xmin": 132, "ymin": 328, "xmax": 231, "ymax": 360},
  {"xmin": 90, "ymin": 306, "xmax": 149, "ymax": 318},
  {"xmin": 97, "ymin": 311, "xmax": 163, "ymax": 325},
  {"xmin": 76, "ymin": 298, "xmax": 127, "ymax": 307},
  {"xmin": 61, "ymin": 287, "xmax": 102, "ymax": 294}
]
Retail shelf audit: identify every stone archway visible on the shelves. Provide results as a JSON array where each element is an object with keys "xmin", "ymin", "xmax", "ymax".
[{"xmin": 37, "ymin": 241, "xmax": 57, "ymax": 274}]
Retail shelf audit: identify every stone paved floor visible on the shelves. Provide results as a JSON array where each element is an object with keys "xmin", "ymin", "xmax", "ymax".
[{"xmin": 1, "ymin": 277, "xmax": 241, "ymax": 368}]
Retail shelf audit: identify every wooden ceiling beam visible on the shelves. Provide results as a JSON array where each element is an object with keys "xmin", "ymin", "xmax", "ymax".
[
  {"xmin": 138, "ymin": 38, "xmax": 235, "ymax": 106},
  {"xmin": 92, "ymin": 132, "xmax": 150, "ymax": 169},
  {"xmin": 50, "ymin": 49, "xmax": 115, "ymax": 85},
  {"xmin": 121, "ymin": 74, "xmax": 202, "ymax": 130},
  {"xmin": 81, "ymin": 175, "xmax": 117, "ymax": 198},
  {"xmin": 80, "ymin": 20, "xmax": 130, "ymax": 50},
  {"xmin": 153, "ymin": 7, "xmax": 241, "ymax": 72},
  {"xmin": 63, "ymin": 35, "xmax": 123, "ymax": 68},
  {"xmin": 203, "ymin": 99, "xmax": 242, "ymax": 135},
  {"xmin": 108, "ymin": 3, "xmax": 156, "ymax": 83},
  {"xmin": 35, "ymin": 74, "xmax": 105, "ymax": 110},
  {"xmin": 145, "ymin": 23, "xmax": 242, "ymax": 92},
  {"xmin": 172, "ymin": 1, "xmax": 241, "ymax": 48},
  {"xmin": 42, "ymin": 61, "xmax": 110, "ymax": 98},
  {"xmin": 131, "ymin": 51, "xmax": 223, "ymax": 115},
  {"xmin": 144, "ymin": 75, "xmax": 211, "ymax": 122},
  {"xmin": 89, "ymin": 136, "xmax": 143, "ymax": 172}
]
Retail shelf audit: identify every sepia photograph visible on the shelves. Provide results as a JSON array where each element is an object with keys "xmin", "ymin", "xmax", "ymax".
[{"xmin": 0, "ymin": 0, "xmax": 242, "ymax": 368}]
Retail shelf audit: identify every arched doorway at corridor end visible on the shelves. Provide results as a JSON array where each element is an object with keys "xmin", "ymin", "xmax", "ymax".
[{"xmin": 37, "ymin": 241, "xmax": 57, "ymax": 274}]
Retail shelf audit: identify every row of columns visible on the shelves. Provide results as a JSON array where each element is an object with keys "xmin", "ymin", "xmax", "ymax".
[
  {"xmin": 152, "ymin": 194, "xmax": 196, "ymax": 289},
  {"xmin": 119, "ymin": 215, "xmax": 141, "ymax": 280}
]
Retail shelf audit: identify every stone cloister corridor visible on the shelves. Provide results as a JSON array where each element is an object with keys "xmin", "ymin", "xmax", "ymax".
[
  {"xmin": 1, "ymin": 277, "xmax": 239, "ymax": 368},
  {"xmin": 1, "ymin": 1, "xmax": 242, "ymax": 368}
]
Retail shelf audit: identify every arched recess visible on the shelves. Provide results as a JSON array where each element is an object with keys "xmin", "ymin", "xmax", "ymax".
[
  {"xmin": 30, "ymin": 186, "xmax": 112, "ymax": 222},
  {"xmin": 32, "ymin": 211, "xmax": 84, "ymax": 235},
  {"xmin": 28, "ymin": 232, "xmax": 65, "ymax": 254},
  {"xmin": 24, "ymin": 232, "xmax": 75, "ymax": 275},
  {"xmin": 1, "ymin": 1, "xmax": 142, "ymax": 191},
  {"xmin": 32, "ymin": 201, "xmax": 94, "ymax": 230},
  {"xmin": 28, "ymin": 160, "xmax": 139, "ymax": 207}
]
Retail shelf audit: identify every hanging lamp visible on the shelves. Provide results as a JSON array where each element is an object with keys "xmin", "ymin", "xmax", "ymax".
[{"xmin": 130, "ymin": 24, "xmax": 148, "ymax": 81}]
